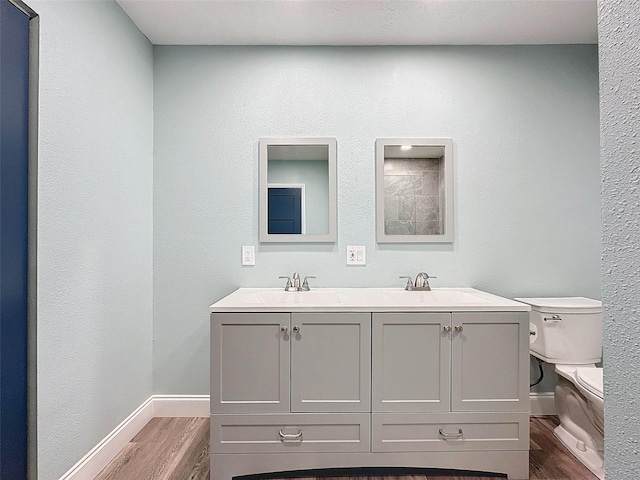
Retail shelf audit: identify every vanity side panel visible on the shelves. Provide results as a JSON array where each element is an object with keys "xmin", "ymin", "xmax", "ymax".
[{"xmin": 211, "ymin": 312, "xmax": 291, "ymax": 414}]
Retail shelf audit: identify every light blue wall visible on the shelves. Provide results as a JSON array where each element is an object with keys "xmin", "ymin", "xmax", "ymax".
[
  {"xmin": 599, "ymin": 1, "xmax": 640, "ymax": 476},
  {"xmin": 32, "ymin": 1, "xmax": 154, "ymax": 478},
  {"xmin": 153, "ymin": 45, "xmax": 600, "ymax": 394},
  {"xmin": 268, "ymin": 159, "xmax": 330, "ymax": 234}
]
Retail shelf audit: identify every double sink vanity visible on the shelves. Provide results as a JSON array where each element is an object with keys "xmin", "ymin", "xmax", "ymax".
[{"xmin": 209, "ymin": 286, "xmax": 531, "ymax": 480}]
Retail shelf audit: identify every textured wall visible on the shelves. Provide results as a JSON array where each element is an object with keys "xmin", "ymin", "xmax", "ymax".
[
  {"xmin": 153, "ymin": 45, "xmax": 600, "ymax": 394},
  {"xmin": 31, "ymin": 1, "xmax": 154, "ymax": 478},
  {"xmin": 599, "ymin": 0, "xmax": 640, "ymax": 476}
]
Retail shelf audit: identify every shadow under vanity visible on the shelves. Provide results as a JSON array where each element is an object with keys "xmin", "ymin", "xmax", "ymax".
[{"xmin": 209, "ymin": 288, "xmax": 531, "ymax": 480}]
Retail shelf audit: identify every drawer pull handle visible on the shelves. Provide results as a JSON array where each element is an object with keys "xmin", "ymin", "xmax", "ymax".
[
  {"xmin": 278, "ymin": 429, "xmax": 303, "ymax": 441},
  {"xmin": 544, "ymin": 315, "xmax": 562, "ymax": 322},
  {"xmin": 439, "ymin": 428, "xmax": 463, "ymax": 439}
]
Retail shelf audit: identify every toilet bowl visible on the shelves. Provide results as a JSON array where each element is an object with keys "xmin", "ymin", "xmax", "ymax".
[
  {"xmin": 554, "ymin": 364, "xmax": 604, "ymax": 479},
  {"xmin": 515, "ymin": 297, "xmax": 604, "ymax": 480}
]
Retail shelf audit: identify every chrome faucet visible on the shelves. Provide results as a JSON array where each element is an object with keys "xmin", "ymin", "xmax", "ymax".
[
  {"xmin": 399, "ymin": 272, "xmax": 437, "ymax": 291},
  {"xmin": 279, "ymin": 273, "xmax": 316, "ymax": 291}
]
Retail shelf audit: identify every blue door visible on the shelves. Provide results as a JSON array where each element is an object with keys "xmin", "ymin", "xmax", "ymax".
[
  {"xmin": 268, "ymin": 187, "xmax": 302, "ymax": 234},
  {"xmin": 1, "ymin": 0, "xmax": 35, "ymax": 477}
]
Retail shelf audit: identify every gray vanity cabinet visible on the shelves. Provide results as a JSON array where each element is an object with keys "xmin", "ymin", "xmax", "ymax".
[
  {"xmin": 210, "ymin": 303, "xmax": 530, "ymax": 480},
  {"xmin": 370, "ymin": 311, "xmax": 530, "ymax": 454},
  {"xmin": 372, "ymin": 311, "xmax": 529, "ymax": 413},
  {"xmin": 211, "ymin": 312, "xmax": 371, "ymax": 414}
]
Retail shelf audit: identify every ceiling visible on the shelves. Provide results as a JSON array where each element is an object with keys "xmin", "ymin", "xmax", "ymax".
[{"xmin": 116, "ymin": 0, "xmax": 598, "ymax": 46}]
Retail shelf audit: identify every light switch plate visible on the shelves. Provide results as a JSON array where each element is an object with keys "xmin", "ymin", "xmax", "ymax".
[
  {"xmin": 346, "ymin": 246, "xmax": 366, "ymax": 265},
  {"xmin": 242, "ymin": 246, "xmax": 255, "ymax": 266}
]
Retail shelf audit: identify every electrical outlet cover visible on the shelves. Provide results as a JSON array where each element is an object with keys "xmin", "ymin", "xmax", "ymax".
[
  {"xmin": 242, "ymin": 246, "xmax": 255, "ymax": 266},
  {"xmin": 346, "ymin": 246, "xmax": 366, "ymax": 265}
]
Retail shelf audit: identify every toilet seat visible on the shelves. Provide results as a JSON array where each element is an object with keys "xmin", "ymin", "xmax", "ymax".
[{"xmin": 576, "ymin": 367, "xmax": 603, "ymax": 400}]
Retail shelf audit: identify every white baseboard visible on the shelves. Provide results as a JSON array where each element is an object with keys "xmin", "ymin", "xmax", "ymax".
[
  {"xmin": 58, "ymin": 395, "xmax": 210, "ymax": 480},
  {"xmin": 152, "ymin": 394, "xmax": 210, "ymax": 418},
  {"xmin": 61, "ymin": 392, "xmax": 553, "ymax": 480},
  {"xmin": 530, "ymin": 392, "xmax": 556, "ymax": 416},
  {"xmin": 58, "ymin": 396, "xmax": 155, "ymax": 480}
]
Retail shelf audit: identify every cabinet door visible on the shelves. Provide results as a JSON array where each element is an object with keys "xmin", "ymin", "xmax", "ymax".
[
  {"xmin": 451, "ymin": 312, "xmax": 529, "ymax": 412},
  {"xmin": 290, "ymin": 313, "xmax": 371, "ymax": 413},
  {"xmin": 372, "ymin": 313, "xmax": 451, "ymax": 413},
  {"xmin": 211, "ymin": 313, "xmax": 290, "ymax": 414}
]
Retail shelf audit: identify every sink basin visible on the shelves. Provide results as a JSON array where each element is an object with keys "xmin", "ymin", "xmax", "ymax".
[
  {"xmin": 383, "ymin": 289, "xmax": 492, "ymax": 305},
  {"xmin": 245, "ymin": 290, "xmax": 340, "ymax": 305}
]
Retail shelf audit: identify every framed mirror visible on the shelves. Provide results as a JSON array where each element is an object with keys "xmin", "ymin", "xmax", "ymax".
[
  {"xmin": 376, "ymin": 138, "xmax": 453, "ymax": 243},
  {"xmin": 259, "ymin": 138, "xmax": 337, "ymax": 243}
]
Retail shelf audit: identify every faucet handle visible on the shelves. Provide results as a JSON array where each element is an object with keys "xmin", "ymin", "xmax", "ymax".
[
  {"xmin": 278, "ymin": 276, "xmax": 293, "ymax": 291},
  {"xmin": 399, "ymin": 276, "xmax": 413, "ymax": 290},
  {"xmin": 302, "ymin": 276, "xmax": 316, "ymax": 291}
]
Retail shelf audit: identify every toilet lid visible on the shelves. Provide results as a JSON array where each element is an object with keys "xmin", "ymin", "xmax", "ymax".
[
  {"xmin": 576, "ymin": 368, "xmax": 603, "ymax": 399},
  {"xmin": 514, "ymin": 297, "xmax": 602, "ymax": 314}
]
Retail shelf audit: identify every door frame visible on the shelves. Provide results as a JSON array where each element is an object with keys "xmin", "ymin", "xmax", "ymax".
[{"xmin": 1, "ymin": 1, "xmax": 39, "ymax": 479}]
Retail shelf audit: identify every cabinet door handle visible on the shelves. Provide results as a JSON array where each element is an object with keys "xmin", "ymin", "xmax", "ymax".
[
  {"xmin": 293, "ymin": 325, "xmax": 301, "ymax": 334},
  {"xmin": 443, "ymin": 326, "xmax": 451, "ymax": 333},
  {"xmin": 278, "ymin": 429, "xmax": 303, "ymax": 441},
  {"xmin": 280, "ymin": 326, "xmax": 288, "ymax": 334},
  {"xmin": 454, "ymin": 325, "xmax": 463, "ymax": 332},
  {"xmin": 439, "ymin": 428, "xmax": 463, "ymax": 439}
]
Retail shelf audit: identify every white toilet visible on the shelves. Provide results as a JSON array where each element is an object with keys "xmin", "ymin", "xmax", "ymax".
[{"xmin": 515, "ymin": 297, "xmax": 604, "ymax": 479}]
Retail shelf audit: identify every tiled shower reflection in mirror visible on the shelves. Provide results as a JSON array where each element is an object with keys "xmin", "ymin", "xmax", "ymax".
[
  {"xmin": 383, "ymin": 153, "xmax": 445, "ymax": 235},
  {"xmin": 376, "ymin": 139, "xmax": 453, "ymax": 243}
]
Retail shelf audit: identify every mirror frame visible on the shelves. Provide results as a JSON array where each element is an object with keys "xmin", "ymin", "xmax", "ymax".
[
  {"xmin": 376, "ymin": 137, "xmax": 453, "ymax": 243},
  {"xmin": 259, "ymin": 137, "xmax": 337, "ymax": 243}
]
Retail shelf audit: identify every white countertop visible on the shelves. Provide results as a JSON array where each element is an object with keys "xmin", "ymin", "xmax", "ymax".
[{"xmin": 209, "ymin": 287, "xmax": 531, "ymax": 313}]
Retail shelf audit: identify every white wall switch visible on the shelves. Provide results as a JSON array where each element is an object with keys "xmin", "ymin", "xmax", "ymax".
[
  {"xmin": 242, "ymin": 246, "xmax": 255, "ymax": 266},
  {"xmin": 346, "ymin": 245, "xmax": 366, "ymax": 265}
]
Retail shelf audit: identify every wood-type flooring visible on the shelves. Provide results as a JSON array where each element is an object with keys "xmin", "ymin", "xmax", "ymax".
[
  {"xmin": 94, "ymin": 417, "xmax": 209, "ymax": 480},
  {"xmin": 95, "ymin": 416, "xmax": 598, "ymax": 480}
]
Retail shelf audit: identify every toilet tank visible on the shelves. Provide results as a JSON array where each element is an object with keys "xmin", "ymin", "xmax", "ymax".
[{"xmin": 514, "ymin": 297, "xmax": 602, "ymax": 364}]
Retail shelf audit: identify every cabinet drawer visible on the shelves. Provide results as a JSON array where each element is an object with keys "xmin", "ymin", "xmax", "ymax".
[
  {"xmin": 372, "ymin": 412, "xmax": 529, "ymax": 452},
  {"xmin": 211, "ymin": 414, "xmax": 370, "ymax": 454}
]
